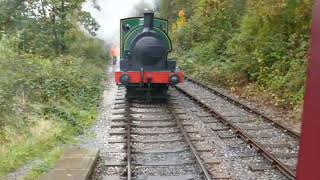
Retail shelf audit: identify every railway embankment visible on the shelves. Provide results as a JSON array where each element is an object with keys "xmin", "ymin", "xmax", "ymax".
[{"xmin": 0, "ymin": 35, "xmax": 108, "ymax": 179}]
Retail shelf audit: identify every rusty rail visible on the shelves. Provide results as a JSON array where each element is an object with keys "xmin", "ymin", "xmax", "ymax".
[
  {"xmin": 125, "ymin": 100, "xmax": 132, "ymax": 180},
  {"xmin": 168, "ymin": 104, "xmax": 212, "ymax": 180}
]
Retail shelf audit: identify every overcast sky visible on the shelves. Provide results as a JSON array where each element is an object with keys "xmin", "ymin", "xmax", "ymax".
[{"xmin": 82, "ymin": 0, "xmax": 157, "ymax": 44}]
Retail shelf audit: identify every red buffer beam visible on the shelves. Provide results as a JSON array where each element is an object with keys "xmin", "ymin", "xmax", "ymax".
[{"xmin": 296, "ymin": 1, "xmax": 320, "ymax": 179}]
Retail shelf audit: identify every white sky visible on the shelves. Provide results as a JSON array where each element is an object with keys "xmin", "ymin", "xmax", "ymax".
[{"xmin": 82, "ymin": 0, "xmax": 156, "ymax": 44}]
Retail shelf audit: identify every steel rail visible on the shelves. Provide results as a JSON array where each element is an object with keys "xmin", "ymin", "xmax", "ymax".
[
  {"xmin": 174, "ymin": 85, "xmax": 296, "ymax": 179},
  {"xmin": 168, "ymin": 104, "xmax": 212, "ymax": 180},
  {"xmin": 125, "ymin": 100, "xmax": 132, "ymax": 180},
  {"xmin": 184, "ymin": 76, "xmax": 300, "ymax": 139}
]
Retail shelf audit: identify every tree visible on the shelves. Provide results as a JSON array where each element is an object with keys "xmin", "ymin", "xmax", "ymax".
[
  {"xmin": 159, "ymin": 0, "xmax": 193, "ymax": 23},
  {"xmin": 0, "ymin": 0, "xmax": 100, "ymax": 56},
  {"xmin": 0, "ymin": 0, "xmax": 26, "ymax": 37}
]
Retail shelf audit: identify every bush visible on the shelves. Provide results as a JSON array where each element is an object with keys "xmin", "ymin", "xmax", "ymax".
[{"xmin": 0, "ymin": 31, "xmax": 107, "ymax": 177}]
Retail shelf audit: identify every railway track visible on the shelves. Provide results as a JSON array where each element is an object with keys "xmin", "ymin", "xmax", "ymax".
[
  {"xmin": 173, "ymin": 77, "xmax": 300, "ymax": 179},
  {"xmin": 102, "ymin": 87, "xmax": 227, "ymax": 180},
  {"xmin": 92, "ymin": 77, "xmax": 299, "ymax": 180},
  {"xmin": 184, "ymin": 76, "xmax": 300, "ymax": 138}
]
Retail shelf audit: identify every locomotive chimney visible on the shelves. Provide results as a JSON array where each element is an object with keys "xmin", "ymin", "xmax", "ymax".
[{"xmin": 143, "ymin": 10, "xmax": 154, "ymax": 32}]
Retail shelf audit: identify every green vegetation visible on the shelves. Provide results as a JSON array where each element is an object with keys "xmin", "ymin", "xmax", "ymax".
[
  {"xmin": 0, "ymin": 0, "xmax": 107, "ymax": 178},
  {"xmin": 161, "ymin": 0, "xmax": 312, "ymax": 112}
]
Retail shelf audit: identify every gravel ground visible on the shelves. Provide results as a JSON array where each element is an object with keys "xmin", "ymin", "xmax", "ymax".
[{"xmin": 76, "ymin": 65, "xmax": 122, "ymax": 180}]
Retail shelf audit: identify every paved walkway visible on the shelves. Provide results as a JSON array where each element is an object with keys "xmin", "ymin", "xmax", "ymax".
[{"xmin": 39, "ymin": 148, "xmax": 99, "ymax": 180}]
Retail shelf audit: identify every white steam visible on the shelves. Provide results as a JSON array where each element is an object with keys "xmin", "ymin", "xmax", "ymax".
[{"xmin": 82, "ymin": 0, "xmax": 157, "ymax": 44}]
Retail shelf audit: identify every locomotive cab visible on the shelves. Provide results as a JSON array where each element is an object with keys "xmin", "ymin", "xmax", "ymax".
[{"xmin": 115, "ymin": 11, "xmax": 183, "ymax": 99}]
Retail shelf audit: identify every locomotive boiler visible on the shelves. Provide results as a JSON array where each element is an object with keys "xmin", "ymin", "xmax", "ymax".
[{"xmin": 115, "ymin": 11, "xmax": 183, "ymax": 99}]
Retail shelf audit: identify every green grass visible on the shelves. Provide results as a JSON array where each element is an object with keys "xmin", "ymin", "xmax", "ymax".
[
  {"xmin": 0, "ymin": 102, "xmax": 100, "ymax": 179},
  {"xmin": 0, "ymin": 135, "xmax": 65, "ymax": 178},
  {"xmin": 0, "ymin": 111, "xmax": 96, "ymax": 179}
]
